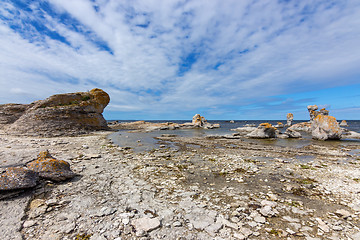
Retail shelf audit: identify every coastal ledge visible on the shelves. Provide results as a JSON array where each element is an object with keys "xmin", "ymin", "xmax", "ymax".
[
  {"xmin": 109, "ymin": 114, "xmax": 220, "ymax": 132},
  {"xmin": 0, "ymin": 88, "xmax": 110, "ymax": 137}
]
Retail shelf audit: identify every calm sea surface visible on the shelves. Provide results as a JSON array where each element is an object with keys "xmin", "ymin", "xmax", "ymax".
[{"xmin": 108, "ymin": 120, "xmax": 360, "ymax": 152}]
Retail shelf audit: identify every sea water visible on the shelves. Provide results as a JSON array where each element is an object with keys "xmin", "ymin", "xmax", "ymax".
[{"xmin": 108, "ymin": 120, "xmax": 360, "ymax": 152}]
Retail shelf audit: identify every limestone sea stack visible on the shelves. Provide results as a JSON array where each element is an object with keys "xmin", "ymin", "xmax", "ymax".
[
  {"xmin": 340, "ymin": 120, "xmax": 348, "ymax": 127},
  {"xmin": 311, "ymin": 115, "xmax": 342, "ymax": 140},
  {"xmin": 1, "ymin": 88, "xmax": 110, "ymax": 136},
  {"xmin": 286, "ymin": 113, "xmax": 294, "ymax": 126}
]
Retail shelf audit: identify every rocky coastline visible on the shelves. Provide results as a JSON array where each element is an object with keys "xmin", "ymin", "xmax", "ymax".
[{"xmin": 1, "ymin": 90, "xmax": 360, "ymax": 240}]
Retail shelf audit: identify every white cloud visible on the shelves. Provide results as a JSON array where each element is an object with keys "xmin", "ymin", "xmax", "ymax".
[{"xmin": 0, "ymin": 0, "xmax": 360, "ymax": 118}]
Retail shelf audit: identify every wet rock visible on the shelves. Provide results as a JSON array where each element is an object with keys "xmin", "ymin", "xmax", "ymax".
[
  {"xmin": 27, "ymin": 151, "xmax": 76, "ymax": 181},
  {"xmin": 4, "ymin": 88, "xmax": 110, "ymax": 136},
  {"xmin": 0, "ymin": 167, "xmax": 38, "ymax": 190},
  {"xmin": 247, "ymin": 123, "xmax": 277, "ymax": 138},
  {"xmin": 311, "ymin": 115, "xmax": 342, "ymax": 140},
  {"xmin": 131, "ymin": 217, "xmax": 161, "ymax": 233}
]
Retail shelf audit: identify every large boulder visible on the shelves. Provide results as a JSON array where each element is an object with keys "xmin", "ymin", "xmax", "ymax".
[
  {"xmin": 284, "ymin": 128, "xmax": 302, "ymax": 138},
  {"xmin": 311, "ymin": 115, "xmax": 342, "ymax": 140},
  {"xmin": 3, "ymin": 88, "xmax": 110, "ymax": 136},
  {"xmin": 0, "ymin": 167, "xmax": 38, "ymax": 191},
  {"xmin": 27, "ymin": 151, "xmax": 76, "ymax": 181},
  {"xmin": 288, "ymin": 122, "xmax": 312, "ymax": 132},
  {"xmin": 247, "ymin": 123, "xmax": 277, "ymax": 138}
]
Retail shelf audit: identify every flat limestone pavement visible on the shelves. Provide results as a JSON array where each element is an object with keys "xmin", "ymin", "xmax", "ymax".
[{"xmin": 1, "ymin": 129, "xmax": 360, "ymax": 239}]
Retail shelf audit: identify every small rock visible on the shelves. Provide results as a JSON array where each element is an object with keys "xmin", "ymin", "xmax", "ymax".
[
  {"xmin": 247, "ymin": 221, "xmax": 257, "ymax": 227},
  {"xmin": 131, "ymin": 217, "xmax": 161, "ymax": 233},
  {"xmin": 23, "ymin": 220, "xmax": 36, "ymax": 228},
  {"xmin": 282, "ymin": 216, "xmax": 300, "ymax": 223},
  {"xmin": 315, "ymin": 218, "xmax": 330, "ymax": 233},
  {"xmin": 335, "ymin": 209, "xmax": 351, "ymax": 219},
  {"xmin": 332, "ymin": 225, "xmax": 343, "ymax": 231},
  {"xmin": 204, "ymin": 223, "xmax": 223, "ymax": 236},
  {"xmin": 173, "ymin": 221, "xmax": 182, "ymax": 227},
  {"xmin": 233, "ymin": 232, "xmax": 246, "ymax": 239},
  {"xmin": 254, "ymin": 216, "xmax": 266, "ymax": 224}
]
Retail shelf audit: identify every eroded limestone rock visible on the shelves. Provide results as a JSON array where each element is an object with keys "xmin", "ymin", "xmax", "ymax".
[
  {"xmin": 311, "ymin": 115, "xmax": 342, "ymax": 140},
  {"xmin": 0, "ymin": 167, "xmax": 38, "ymax": 190},
  {"xmin": 340, "ymin": 120, "xmax": 348, "ymax": 127},
  {"xmin": 307, "ymin": 105, "xmax": 319, "ymax": 122},
  {"xmin": 27, "ymin": 151, "xmax": 76, "ymax": 181},
  {"xmin": 288, "ymin": 122, "xmax": 312, "ymax": 133},
  {"xmin": 3, "ymin": 88, "xmax": 110, "ymax": 136},
  {"xmin": 286, "ymin": 113, "xmax": 294, "ymax": 126},
  {"xmin": 247, "ymin": 123, "xmax": 277, "ymax": 138},
  {"xmin": 284, "ymin": 128, "xmax": 302, "ymax": 138}
]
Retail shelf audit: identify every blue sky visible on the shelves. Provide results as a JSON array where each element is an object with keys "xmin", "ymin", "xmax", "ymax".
[{"xmin": 0, "ymin": 0, "xmax": 360, "ymax": 120}]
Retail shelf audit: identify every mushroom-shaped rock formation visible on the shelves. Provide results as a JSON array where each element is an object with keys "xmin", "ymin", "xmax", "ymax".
[
  {"xmin": 247, "ymin": 123, "xmax": 277, "ymax": 138},
  {"xmin": 307, "ymin": 105, "xmax": 319, "ymax": 123},
  {"xmin": 311, "ymin": 115, "xmax": 342, "ymax": 140},
  {"xmin": 3, "ymin": 88, "xmax": 110, "ymax": 136},
  {"xmin": 286, "ymin": 113, "xmax": 294, "ymax": 126},
  {"xmin": 0, "ymin": 167, "xmax": 39, "ymax": 191},
  {"xmin": 190, "ymin": 114, "xmax": 219, "ymax": 129},
  {"xmin": 27, "ymin": 151, "xmax": 76, "ymax": 181}
]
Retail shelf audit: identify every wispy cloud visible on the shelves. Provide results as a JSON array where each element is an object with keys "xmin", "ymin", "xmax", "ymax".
[{"xmin": 1, "ymin": 0, "xmax": 360, "ymax": 119}]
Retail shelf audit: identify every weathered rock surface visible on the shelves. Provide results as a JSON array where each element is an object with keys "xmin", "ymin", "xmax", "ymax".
[
  {"xmin": 110, "ymin": 114, "xmax": 220, "ymax": 131},
  {"xmin": 288, "ymin": 122, "xmax": 312, "ymax": 133},
  {"xmin": 311, "ymin": 115, "xmax": 342, "ymax": 140},
  {"xmin": 274, "ymin": 122, "xmax": 284, "ymax": 128},
  {"xmin": 341, "ymin": 129, "xmax": 360, "ymax": 139},
  {"xmin": 131, "ymin": 217, "xmax": 161, "ymax": 234},
  {"xmin": 284, "ymin": 128, "xmax": 302, "ymax": 138},
  {"xmin": 231, "ymin": 126, "xmax": 257, "ymax": 136},
  {"xmin": 0, "ymin": 104, "xmax": 32, "ymax": 126},
  {"xmin": 0, "ymin": 167, "xmax": 38, "ymax": 190},
  {"xmin": 27, "ymin": 151, "xmax": 76, "ymax": 181},
  {"xmin": 247, "ymin": 123, "xmax": 277, "ymax": 138},
  {"xmin": 286, "ymin": 113, "xmax": 294, "ymax": 126},
  {"xmin": 2, "ymin": 88, "xmax": 110, "ymax": 136},
  {"xmin": 340, "ymin": 120, "xmax": 348, "ymax": 127},
  {"xmin": 307, "ymin": 105, "xmax": 319, "ymax": 122}
]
